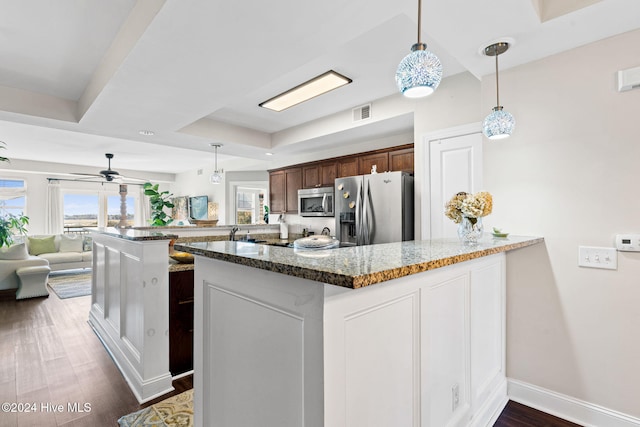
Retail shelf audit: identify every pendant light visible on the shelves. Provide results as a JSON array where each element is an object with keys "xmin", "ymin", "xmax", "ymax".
[
  {"xmin": 209, "ymin": 143, "xmax": 223, "ymax": 184},
  {"xmin": 482, "ymin": 42, "xmax": 515, "ymax": 140},
  {"xmin": 395, "ymin": 0, "xmax": 442, "ymax": 98}
]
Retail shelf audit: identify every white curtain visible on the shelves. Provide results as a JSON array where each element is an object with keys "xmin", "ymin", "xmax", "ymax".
[
  {"xmin": 136, "ymin": 185, "xmax": 150, "ymax": 226},
  {"xmin": 46, "ymin": 180, "xmax": 63, "ymax": 234}
]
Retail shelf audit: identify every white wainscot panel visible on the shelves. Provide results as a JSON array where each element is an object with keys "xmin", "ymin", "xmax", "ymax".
[
  {"xmin": 344, "ymin": 293, "xmax": 420, "ymax": 427},
  {"xmin": 470, "ymin": 260, "xmax": 505, "ymax": 423},
  {"xmin": 206, "ymin": 283, "xmax": 304, "ymax": 427},
  {"xmin": 423, "ymin": 275, "xmax": 470, "ymax": 427},
  {"xmin": 92, "ymin": 242, "xmax": 106, "ymax": 313},
  {"xmin": 122, "ymin": 252, "xmax": 143, "ymax": 362},
  {"xmin": 105, "ymin": 246, "xmax": 121, "ymax": 332}
]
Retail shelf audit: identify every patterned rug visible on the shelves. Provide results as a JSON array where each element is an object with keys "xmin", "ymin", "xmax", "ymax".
[
  {"xmin": 118, "ymin": 389, "xmax": 193, "ymax": 427},
  {"xmin": 47, "ymin": 270, "xmax": 92, "ymax": 299}
]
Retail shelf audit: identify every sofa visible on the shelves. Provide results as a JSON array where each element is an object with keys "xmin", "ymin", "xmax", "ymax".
[{"xmin": 25, "ymin": 234, "xmax": 92, "ymax": 272}]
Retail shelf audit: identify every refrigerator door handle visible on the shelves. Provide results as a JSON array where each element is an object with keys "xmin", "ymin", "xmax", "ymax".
[
  {"xmin": 356, "ymin": 181, "xmax": 362, "ymax": 245},
  {"xmin": 362, "ymin": 179, "xmax": 370, "ymax": 245}
]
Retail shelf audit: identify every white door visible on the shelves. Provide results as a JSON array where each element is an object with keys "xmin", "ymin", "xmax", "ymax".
[{"xmin": 428, "ymin": 131, "xmax": 482, "ymax": 239}]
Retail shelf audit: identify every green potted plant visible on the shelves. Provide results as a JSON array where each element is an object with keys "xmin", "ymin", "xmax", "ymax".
[
  {"xmin": 143, "ymin": 182, "xmax": 174, "ymax": 226},
  {"xmin": 0, "ymin": 143, "xmax": 29, "ymax": 247}
]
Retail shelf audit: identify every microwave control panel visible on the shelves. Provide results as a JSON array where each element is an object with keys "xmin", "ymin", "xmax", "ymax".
[{"xmin": 615, "ymin": 234, "xmax": 640, "ymax": 252}]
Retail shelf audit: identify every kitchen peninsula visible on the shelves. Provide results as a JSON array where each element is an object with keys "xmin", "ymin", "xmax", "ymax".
[
  {"xmin": 86, "ymin": 225, "xmax": 289, "ymax": 403},
  {"xmin": 175, "ymin": 235, "xmax": 543, "ymax": 427}
]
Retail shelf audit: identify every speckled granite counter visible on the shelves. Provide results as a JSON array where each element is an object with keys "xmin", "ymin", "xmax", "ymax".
[
  {"xmin": 87, "ymin": 227, "xmax": 177, "ymax": 241},
  {"xmin": 175, "ymin": 235, "xmax": 543, "ymax": 289}
]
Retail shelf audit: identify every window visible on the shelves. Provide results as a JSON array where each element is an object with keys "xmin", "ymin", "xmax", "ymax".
[
  {"xmin": 63, "ymin": 194, "xmax": 99, "ymax": 232},
  {"xmin": 235, "ymin": 187, "xmax": 266, "ymax": 225},
  {"xmin": 107, "ymin": 194, "xmax": 135, "ymax": 227},
  {"xmin": 0, "ymin": 179, "xmax": 27, "ymax": 216},
  {"xmin": 63, "ymin": 187, "xmax": 139, "ymax": 231}
]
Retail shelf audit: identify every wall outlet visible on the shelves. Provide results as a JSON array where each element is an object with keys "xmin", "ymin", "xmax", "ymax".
[{"xmin": 578, "ymin": 246, "xmax": 617, "ymax": 270}]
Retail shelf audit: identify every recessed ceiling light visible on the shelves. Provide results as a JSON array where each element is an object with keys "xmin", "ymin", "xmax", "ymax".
[
  {"xmin": 139, "ymin": 130, "xmax": 154, "ymax": 136},
  {"xmin": 265, "ymin": 152, "xmax": 273, "ymax": 156},
  {"xmin": 259, "ymin": 70, "xmax": 352, "ymax": 112}
]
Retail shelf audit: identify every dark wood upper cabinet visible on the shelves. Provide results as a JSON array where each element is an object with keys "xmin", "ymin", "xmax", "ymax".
[
  {"xmin": 389, "ymin": 147, "xmax": 414, "ymax": 172},
  {"xmin": 269, "ymin": 144, "xmax": 413, "ymax": 213},
  {"xmin": 358, "ymin": 152, "xmax": 389, "ymax": 175},
  {"xmin": 302, "ymin": 165, "xmax": 320, "ymax": 188},
  {"xmin": 319, "ymin": 162, "xmax": 337, "ymax": 186},
  {"xmin": 269, "ymin": 170, "xmax": 285, "ymax": 213},
  {"xmin": 284, "ymin": 168, "xmax": 302, "ymax": 213},
  {"xmin": 337, "ymin": 157, "xmax": 358, "ymax": 178},
  {"xmin": 304, "ymin": 162, "xmax": 338, "ymax": 188}
]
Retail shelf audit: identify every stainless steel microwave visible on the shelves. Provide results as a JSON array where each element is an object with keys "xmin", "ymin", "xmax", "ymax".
[{"xmin": 298, "ymin": 187, "xmax": 334, "ymax": 217}]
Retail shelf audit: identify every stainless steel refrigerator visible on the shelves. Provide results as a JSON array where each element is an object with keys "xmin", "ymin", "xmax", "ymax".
[{"xmin": 335, "ymin": 171, "xmax": 414, "ymax": 246}]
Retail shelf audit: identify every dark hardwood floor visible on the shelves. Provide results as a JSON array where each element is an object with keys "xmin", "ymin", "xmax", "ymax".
[{"xmin": 0, "ymin": 286, "xmax": 580, "ymax": 426}]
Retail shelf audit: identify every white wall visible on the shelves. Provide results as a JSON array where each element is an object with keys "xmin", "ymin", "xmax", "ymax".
[{"xmin": 484, "ymin": 29, "xmax": 640, "ymax": 418}]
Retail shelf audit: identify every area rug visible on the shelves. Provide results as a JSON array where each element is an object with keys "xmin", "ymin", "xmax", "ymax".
[
  {"xmin": 47, "ymin": 270, "xmax": 92, "ymax": 299},
  {"xmin": 118, "ymin": 389, "xmax": 193, "ymax": 427}
]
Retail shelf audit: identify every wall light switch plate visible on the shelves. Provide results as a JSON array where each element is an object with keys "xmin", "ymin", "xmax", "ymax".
[{"xmin": 578, "ymin": 246, "xmax": 617, "ymax": 270}]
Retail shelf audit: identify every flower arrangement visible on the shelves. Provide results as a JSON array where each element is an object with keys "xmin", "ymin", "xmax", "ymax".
[{"xmin": 445, "ymin": 191, "xmax": 493, "ymax": 225}]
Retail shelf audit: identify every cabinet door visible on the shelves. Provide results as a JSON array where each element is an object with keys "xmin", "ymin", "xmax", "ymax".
[
  {"xmin": 169, "ymin": 269, "xmax": 195, "ymax": 376},
  {"xmin": 302, "ymin": 165, "xmax": 320, "ymax": 188},
  {"xmin": 320, "ymin": 162, "xmax": 337, "ymax": 186},
  {"xmin": 389, "ymin": 148, "xmax": 414, "ymax": 173},
  {"xmin": 285, "ymin": 168, "xmax": 302, "ymax": 213},
  {"xmin": 337, "ymin": 158, "xmax": 358, "ymax": 178},
  {"xmin": 269, "ymin": 171, "xmax": 286, "ymax": 213},
  {"xmin": 358, "ymin": 152, "xmax": 389, "ymax": 175}
]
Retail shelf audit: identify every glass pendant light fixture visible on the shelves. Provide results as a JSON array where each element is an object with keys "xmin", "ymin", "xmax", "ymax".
[
  {"xmin": 482, "ymin": 42, "xmax": 515, "ymax": 140},
  {"xmin": 209, "ymin": 143, "xmax": 223, "ymax": 184},
  {"xmin": 395, "ymin": 0, "xmax": 442, "ymax": 97}
]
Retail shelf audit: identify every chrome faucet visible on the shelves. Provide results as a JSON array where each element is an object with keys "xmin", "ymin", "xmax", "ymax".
[{"xmin": 229, "ymin": 226, "xmax": 239, "ymax": 241}]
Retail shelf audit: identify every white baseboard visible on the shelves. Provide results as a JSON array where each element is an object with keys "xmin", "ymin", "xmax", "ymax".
[{"xmin": 507, "ymin": 378, "xmax": 640, "ymax": 427}]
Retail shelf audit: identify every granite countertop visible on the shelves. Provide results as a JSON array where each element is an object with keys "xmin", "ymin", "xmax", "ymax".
[
  {"xmin": 87, "ymin": 227, "xmax": 178, "ymax": 241},
  {"xmin": 175, "ymin": 236, "xmax": 544, "ymax": 289}
]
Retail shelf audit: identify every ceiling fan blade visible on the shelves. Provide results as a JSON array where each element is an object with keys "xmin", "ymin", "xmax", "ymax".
[{"xmin": 70, "ymin": 172, "xmax": 104, "ymax": 178}]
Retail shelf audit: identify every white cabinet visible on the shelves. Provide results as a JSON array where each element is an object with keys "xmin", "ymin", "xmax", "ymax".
[
  {"xmin": 323, "ymin": 254, "xmax": 505, "ymax": 427},
  {"xmin": 193, "ymin": 253, "xmax": 506, "ymax": 427}
]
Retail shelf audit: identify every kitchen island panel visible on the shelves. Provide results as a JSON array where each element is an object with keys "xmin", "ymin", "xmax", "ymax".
[
  {"xmin": 193, "ymin": 251, "xmax": 511, "ymax": 427},
  {"xmin": 194, "ymin": 257, "xmax": 325, "ymax": 427}
]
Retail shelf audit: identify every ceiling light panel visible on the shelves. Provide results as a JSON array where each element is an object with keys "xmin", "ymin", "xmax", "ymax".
[{"xmin": 259, "ymin": 70, "xmax": 352, "ymax": 112}]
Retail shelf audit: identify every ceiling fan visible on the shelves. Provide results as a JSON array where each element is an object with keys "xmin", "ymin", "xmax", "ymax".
[{"xmin": 72, "ymin": 153, "xmax": 144, "ymax": 183}]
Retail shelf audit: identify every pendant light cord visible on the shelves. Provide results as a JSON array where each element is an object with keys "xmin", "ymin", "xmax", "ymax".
[
  {"xmin": 417, "ymin": 0, "xmax": 422, "ymax": 43},
  {"xmin": 214, "ymin": 145, "xmax": 218, "ymax": 171},
  {"xmin": 495, "ymin": 52, "xmax": 500, "ymax": 107}
]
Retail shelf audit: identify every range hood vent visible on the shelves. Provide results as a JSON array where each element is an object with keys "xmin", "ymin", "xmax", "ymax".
[{"xmin": 353, "ymin": 104, "xmax": 371, "ymax": 122}]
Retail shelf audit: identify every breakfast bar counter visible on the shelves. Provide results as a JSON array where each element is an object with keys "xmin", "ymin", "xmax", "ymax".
[
  {"xmin": 176, "ymin": 236, "xmax": 543, "ymax": 427},
  {"xmin": 174, "ymin": 235, "xmax": 542, "ymax": 288}
]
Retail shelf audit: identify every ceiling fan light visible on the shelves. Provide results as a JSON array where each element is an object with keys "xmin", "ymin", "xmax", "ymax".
[
  {"xmin": 482, "ymin": 106, "xmax": 515, "ymax": 140},
  {"xmin": 396, "ymin": 44, "xmax": 442, "ymax": 98}
]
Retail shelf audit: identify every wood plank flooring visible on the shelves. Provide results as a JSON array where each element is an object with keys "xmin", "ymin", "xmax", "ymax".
[{"xmin": 0, "ymin": 286, "xmax": 579, "ymax": 426}]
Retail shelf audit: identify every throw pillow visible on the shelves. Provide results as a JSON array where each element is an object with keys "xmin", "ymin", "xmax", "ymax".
[
  {"xmin": 59, "ymin": 234, "xmax": 83, "ymax": 252},
  {"xmin": 0, "ymin": 243, "xmax": 28, "ymax": 260},
  {"xmin": 28, "ymin": 235, "xmax": 56, "ymax": 256},
  {"xmin": 83, "ymin": 236, "xmax": 93, "ymax": 252}
]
